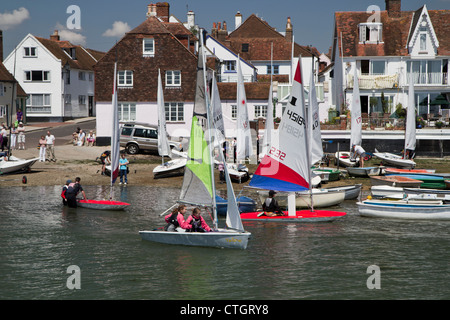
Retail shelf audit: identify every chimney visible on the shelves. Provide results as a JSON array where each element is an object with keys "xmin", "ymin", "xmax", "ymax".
[
  {"xmin": 385, "ymin": 0, "xmax": 401, "ymax": 18},
  {"xmin": 0, "ymin": 30, "xmax": 3, "ymax": 63},
  {"xmin": 50, "ymin": 30, "xmax": 60, "ymax": 41},
  {"xmin": 187, "ymin": 10, "xmax": 195, "ymax": 29},
  {"xmin": 156, "ymin": 2, "xmax": 170, "ymax": 22},
  {"xmin": 285, "ymin": 17, "xmax": 293, "ymax": 42},
  {"xmin": 147, "ymin": 3, "xmax": 157, "ymax": 17},
  {"xmin": 218, "ymin": 21, "xmax": 227, "ymax": 42},
  {"xmin": 235, "ymin": 11, "xmax": 242, "ymax": 30}
]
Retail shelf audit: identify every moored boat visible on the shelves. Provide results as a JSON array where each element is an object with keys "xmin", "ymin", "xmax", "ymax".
[
  {"xmin": 370, "ymin": 175, "xmax": 422, "ymax": 188},
  {"xmin": 325, "ymin": 184, "xmax": 362, "ymax": 200},
  {"xmin": 216, "ymin": 195, "xmax": 256, "ymax": 216},
  {"xmin": 373, "ymin": 151, "xmax": 416, "ymax": 169},
  {"xmin": 77, "ymin": 199, "xmax": 130, "ymax": 210},
  {"xmin": 0, "ymin": 155, "xmax": 39, "ymax": 174},
  {"xmin": 386, "ymin": 173, "xmax": 446, "ymax": 189},
  {"xmin": 347, "ymin": 166, "xmax": 381, "ymax": 177}
]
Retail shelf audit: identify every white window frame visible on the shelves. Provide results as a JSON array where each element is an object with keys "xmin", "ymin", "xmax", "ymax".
[
  {"xmin": 78, "ymin": 71, "xmax": 86, "ymax": 81},
  {"xmin": 267, "ymin": 65, "xmax": 279, "ymax": 75},
  {"xmin": 118, "ymin": 70, "xmax": 133, "ymax": 87},
  {"xmin": 165, "ymin": 70, "xmax": 181, "ymax": 87},
  {"xmin": 24, "ymin": 47, "xmax": 37, "ymax": 57},
  {"xmin": 78, "ymin": 95, "xmax": 86, "ymax": 105},
  {"xmin": 143, "ymin": 38, "xmax": 155, "ymax": 56},
  {"xmin": 118, "ymin": 102, "xmax": 136, "ymax": 121},
  {"xmin": 26, "ymin": 93, "xmax": 51, "ymax": 113},
  {"xmin": 231, "ymin": 105, "xmax": 237, "ymax": 119},
  {"xmin": 24, "ymin": 70, "xmax": 50, "ymax": 82},
  {"xmin": 254, "ymin": 105, "xmax": 267, "ymax": 118},
  {"xmin": 165, "ymin": 102, "xmax": 184, "ymax": 122},
  {"xmin": 224, "ymin": 61, "xmax": 236, "ymax": 72},
  {"xmin": 359, "ymin": 23, "xmax": 383, "ymax": 43}
]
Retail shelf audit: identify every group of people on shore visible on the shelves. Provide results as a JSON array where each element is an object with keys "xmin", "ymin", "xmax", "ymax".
[
  {"xmin": 1, "ymin": 121, "xmax": 26, "ymax": 152},
  {"xmin": 72, "ymin": 127, "xmax": 96, "ymax": 147}
]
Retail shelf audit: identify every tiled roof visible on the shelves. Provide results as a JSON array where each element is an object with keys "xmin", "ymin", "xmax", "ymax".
[
  {"xmin": 217, "ymin": 82, "xmax": 271, "ymax": 100},
  {"xmin": 335, "ymin": 8, "xmax": 450, "ymax": 57},
  {"xmin": 0, "ymin": 61, "xmax": 16, "ymax": 82},
  {"xmin": 35, "ymin": 36, "xmax": 104, "ymax": 70},
  {"xmin": 128, "ymin": 16, "xmax": 172, "ymax": 35}
]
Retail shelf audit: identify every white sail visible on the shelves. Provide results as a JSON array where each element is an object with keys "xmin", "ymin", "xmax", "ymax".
[
  {"xmin": 111, "ymin": 61, "xmax": 120, "ymax": 184},
  {"xmin": 157, "ymin": 69, "xmax": 171, "ymax": 158},
  {"xmin": 236, "ymin": 57, "xmax": 254, "ymax": 161},
  {"xmin": 350, "ymin": 66, "xmax": 362, "ymax": 149},
  {"xmin": 404, "ymin": 73, "xmax": 416, "ymax": 152},
  {"xmin": 333, "ymin": 35, "xmax": 344, "ymax": 113},
  {"xmin": 211, "ymin": 75, "xmax": 225, "ymax": 146},
  {"xmin": 309, "ymin": 70, "xmax": 323, "ymax": 165},
  {"xmin": 261, "ymin": 81, "xmax": 274, "ymax": 157}
]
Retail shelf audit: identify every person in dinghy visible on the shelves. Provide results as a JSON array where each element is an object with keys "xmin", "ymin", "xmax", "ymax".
[
  {"xmin": 164, "ymin": 205, "xmax": 192, "ymax": 232},
  {"xmin": 185, "ymin": 208, "xmax": 212, "ymax": 232},
  {"xmin": 258, "ymin": 190, "xmax": 284, "ymax": 217}
]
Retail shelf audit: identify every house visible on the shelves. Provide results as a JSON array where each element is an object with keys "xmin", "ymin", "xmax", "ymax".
[
  {"xmin": 0, "ymin": 30, "xmax": 27, "ymax": 125},
  {"xmin": 94, "ymin": 3, "xmax": 199, "ymax": 146},
  {"xmin": 3, "ymin": 30, "xmax": 104, "ymax": 122},
  {"xmin": 331, "ymin": 0, "xmax": 450, "ymax": 123}
]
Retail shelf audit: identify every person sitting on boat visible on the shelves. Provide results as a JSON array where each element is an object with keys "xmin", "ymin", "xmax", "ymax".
[
  {"xmin": 61, "ymin": 179, "xmax": 71, "ymax": 206},
  {"xmin": 164, "ymin": 204, "xmax": 191, "ymax": 232},
  {"xmin": 351, "ymin": 144, "xmax": 366, "ymax": 168},
  {"xmin": 185, "ymin": 208, "xmax": 212, "ymax": 232},
  {"xmin": 259, "ymin": 190, "xmax": 284, "ymax": 217},
  {"xmin": 65, "ymin": 177, "xmax": 87, "ymax": 208}
]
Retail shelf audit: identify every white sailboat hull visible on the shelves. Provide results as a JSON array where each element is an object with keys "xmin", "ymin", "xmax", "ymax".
[
  {"xmin": 373, "ymin": 152, "xmax": 416, "ymax": 169},
  {"xmin": 347, "ymin": 166, "xmax": 381, "ymax": 177},
  {"xmin": 325, "ymin": 184, "xmax": 362, "ymax": 200},
  {"xmin": 257, "ymin": 189, "xmax": 345, "ymax": 208},
  {"xmin": 0, "ymin": 156, "xmax": 38, "ymax": 174},
  {"xmin": 335, "ymin": 152, "xmax": 359, "ymax": 167},
  {"xmin": 153, "ymin": 158, "xmax": 187, "ymax": 177},
  {"xmin": 139, "ymin": 228, "xmax": 251, "ymax": 249},
  {"xmin": 357, "ymin": 200, "xmax": 450, "ymax": 220}
]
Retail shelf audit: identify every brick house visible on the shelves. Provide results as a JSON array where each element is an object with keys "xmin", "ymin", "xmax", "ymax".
[
  {"xmin": 94, "ymin": 3, "xmax": 199, "ymax": 145},
  {"xmin": 330, "ymin": 0, "xmax": 450, "ymax": 124}
]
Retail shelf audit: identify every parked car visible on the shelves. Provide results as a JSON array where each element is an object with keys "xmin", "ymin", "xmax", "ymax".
[{"xmin": 120, "ymin": 122, "xmax": 182, "ymax": 154}]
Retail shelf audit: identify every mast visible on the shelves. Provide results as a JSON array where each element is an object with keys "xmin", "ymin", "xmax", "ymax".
[{"xmin": 200, "ymin": 30, "xmax": 218, "ymax": 230}]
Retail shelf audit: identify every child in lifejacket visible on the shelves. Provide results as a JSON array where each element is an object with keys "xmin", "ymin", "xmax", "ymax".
[
  {"xmin": 164, "ymin": 205, "xmax": 191, "ymax": 232},
  {"xmin": 185, "ymin": 208, "xmax": 212, "ymax": 232}
]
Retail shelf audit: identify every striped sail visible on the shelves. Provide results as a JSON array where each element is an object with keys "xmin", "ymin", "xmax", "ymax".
[
  {"xmin": 249, "ymin": 59, "xmax": 309, "ymax": 192},
  {"xmin": 179, "ymin": 49, "xmax": 213, "ymax": 206},
  {"xmin": 110, "ymin": 61, "xmax": 120, "ymax": 184}
]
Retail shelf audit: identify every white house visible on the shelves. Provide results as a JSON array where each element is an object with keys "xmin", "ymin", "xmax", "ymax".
[{"xmin": 3, "ymin": 31, "xmax": 103, "ymax": 122}]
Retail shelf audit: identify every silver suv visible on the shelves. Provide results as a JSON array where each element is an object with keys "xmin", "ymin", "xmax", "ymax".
[{"xmin": 120, "ymin": 122, "xmax": 182, "ymax": 154}]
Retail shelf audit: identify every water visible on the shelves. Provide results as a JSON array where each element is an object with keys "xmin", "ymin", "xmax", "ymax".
[{"xmin": 1, "ymin": 185, "xmax": 450, "ymax": 300}]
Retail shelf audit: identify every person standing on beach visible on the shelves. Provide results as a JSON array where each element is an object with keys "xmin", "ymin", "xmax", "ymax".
[
  {"xmin": 38, "ymin": 135, "xmax": 46, "ymax": 162},
  {"xmin": 10, "ymin": 124, "xmax": 17, "ymax": 150},
  {"xmin": 119, "ymin": 153, "xmax": 129, "ymax": 185},
  {"xmin": 1, "ymin": 123, "xmax": 8, "ymax": 151},
  {"xmin": 45, "ymin": 130, "xmax": 56, "ymax": 162},
  {"xmin": 17, "ymin": 123, "xmax": 26, "ymax": 150}
]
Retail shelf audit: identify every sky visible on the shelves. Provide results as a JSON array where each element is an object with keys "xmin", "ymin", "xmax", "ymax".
[{"xmin": 1, "ymin": 0, "xmax": 450, "ymax": 59}]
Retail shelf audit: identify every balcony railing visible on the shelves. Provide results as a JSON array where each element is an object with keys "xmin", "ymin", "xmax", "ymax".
[
  {"xmin": 407, "ymin": 72, "xmax": 448, "ymax": 85},
  {"xmin": 348, "ymin": 73, "xmax": 399, "ymax": 89}
]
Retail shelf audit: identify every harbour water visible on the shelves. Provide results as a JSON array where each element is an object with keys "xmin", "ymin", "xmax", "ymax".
[{"xmin": 1, "ymin": 185, "xmax": 450, "ymax": 300}]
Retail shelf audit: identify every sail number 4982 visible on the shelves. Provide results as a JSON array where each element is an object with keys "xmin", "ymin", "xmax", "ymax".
[{"xmin": 269, "ymin": 147, "xmax": 286, "ymax": 161}]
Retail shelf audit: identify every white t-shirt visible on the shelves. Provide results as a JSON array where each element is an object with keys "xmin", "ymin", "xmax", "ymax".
[
  {"xmin": 354, "ymin": 145, "xmax": 365, "ymax": 155},
  {"xmin": 45, "ymin": 134, "xmax": 55, "ymax": 145}
]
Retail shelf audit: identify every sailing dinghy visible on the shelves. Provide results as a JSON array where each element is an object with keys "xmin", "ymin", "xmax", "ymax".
[
  {"xmin": 78, "ymin": 61, "xmax": 130, "ymax": 210},
  {"xmin": 240, "ymin": 58, "xmax": 346, "ymax": 222},
  {"xmin": 139, "ymin": 42, "xmax": 251, "ymax": 249},
  {"xmin": 153, "ymin": 69, "xmax": 187, "ymax": 178}
]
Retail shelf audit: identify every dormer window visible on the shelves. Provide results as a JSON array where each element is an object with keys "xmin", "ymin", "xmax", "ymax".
[
  {"xmin": 143, "ymin": 38, "xmax": 155, "ymax": 57},
  {"xmin": 359, "ymin": 23, "xmax": 383, "ymax": 43},
  {"xmin": 419, "ymin": 26, "xmax": 427, "ymax": 51}
]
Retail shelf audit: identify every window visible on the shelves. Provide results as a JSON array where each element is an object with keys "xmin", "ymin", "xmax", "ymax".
[
  {"xmin": 359, "ymin": 23, "xmax": 383, "ymax": 43},
  {"xmin": 78, "ymin": 95, "xmax": 86, "ymax": 105},
  {"xmin": 119, "ymin": 102, "xmax": 136, "ymax": 121},
  {"xmin": 134, "ymin": 128, "xmax": 157, "ymax": 138},
  {"xmin": 89, "ymin": 72, "xmax": 93, "ymax": 81},
  {"xmin": 26, "ymin": 94, "xmax": 51, "ymax": 113},
  {"xmin": 255, "ymin": 105, "xmax": 267, "ymax": 118},
  {"xmin": 143, "ymin": 38, "xmax": 155, "ymax": 56},
  {"xmin": 371, "ymin": 60, "xmax": 385, "ymax": 75},
  {"xmin": 0, "ymin": 83, "xmax": 3, "ymax": 97},
  {"xmin": 419, "ymin": 27, "xmax": 427, "ymax": 51},
  {"xmin": 78, "ymin": 71, "xmax": 86, "ymax": 80},
  {"xmin": 24, "ymin": 47, "xmax": 37, "ymax": 57},
  {"xmin": 224, "ymin": 61, "xmax": 236, "ymax": 72},
  {"xmin": 0, "ymin": 105, "xmax": 6, "ymax": 117},
  {"xmin": 24, "ymin": 70, "xmax": 50, "ymax": 82},
  {"xmin": 65, "ymin": 94, "xmax": 71, "ymax": 104},
  {"xmin": 242, "ymin": 43, "xmax": 249, "ymax": 52},
  {"xmin": 231, "ymin": 105, "xmax": 237, "ymax": 119},
  {"xmin": 267, "ymin": 65, "xmax": 279, "ymax": 75},
  {"xmin": 165, "ymin": 70, "xmax": 181, "ymax": 86},
  {"xmin": 165, "ymin": 102, "xmax": 184, "ymax": 122},
  {"xmin": 407, "ymin": 60, "xmax": 442, "ymax": 84},
  {"xmin": 118, "ymin": 70, "xmax": 133, "ymax": 87}
]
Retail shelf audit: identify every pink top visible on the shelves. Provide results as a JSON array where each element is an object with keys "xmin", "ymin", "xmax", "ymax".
[
  {"xmin": 39, "ymin": 139, "xmax": 46, "ymax": 147},
  {"xmin": 165, "ymin": 212, "xmax": 192, "ymax": 230},
  {"xmin": 185, "ymin": 215, "xmax": 211, "ymax": 232}
]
